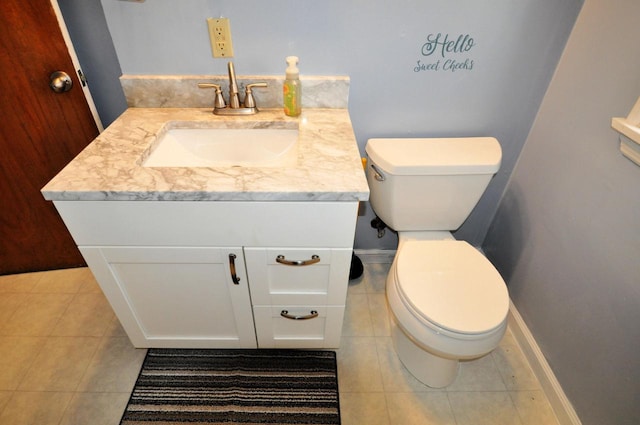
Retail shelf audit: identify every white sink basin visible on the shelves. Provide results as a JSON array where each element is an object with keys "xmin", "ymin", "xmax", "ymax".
[{"xmin": 143, "ymin": 126, "xmax": 298, "ymax": 167}]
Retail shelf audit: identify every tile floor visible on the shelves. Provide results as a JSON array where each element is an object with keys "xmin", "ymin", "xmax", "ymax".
[{"xmin": 0, "ymin": 262, "xmax": 559, "ymax": 425}]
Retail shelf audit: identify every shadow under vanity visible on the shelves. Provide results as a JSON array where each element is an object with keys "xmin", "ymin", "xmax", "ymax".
[{"xmin": 42, "ymin": 76, "xmax": 369, "ymax": 349}]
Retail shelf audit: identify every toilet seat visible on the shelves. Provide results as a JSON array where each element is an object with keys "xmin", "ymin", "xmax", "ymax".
[{"xmin": 395, "ymin": 240, "xmax": 509, "ymax": 335}]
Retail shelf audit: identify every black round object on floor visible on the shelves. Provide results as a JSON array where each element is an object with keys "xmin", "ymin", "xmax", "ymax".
[{"xmin": 349, "ymin": 253, "xmax": 363, "ymax": 280}]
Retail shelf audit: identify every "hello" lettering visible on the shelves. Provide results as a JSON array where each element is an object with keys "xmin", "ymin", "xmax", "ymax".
[{"xmin": 421, "ymin": 33, "xmax": 475, "ymax": 58}]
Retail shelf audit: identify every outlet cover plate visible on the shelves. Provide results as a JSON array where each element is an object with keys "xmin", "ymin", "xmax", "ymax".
[{"xmin": 207, "ymin": 17, "xmax": 234, "ymax": 58}]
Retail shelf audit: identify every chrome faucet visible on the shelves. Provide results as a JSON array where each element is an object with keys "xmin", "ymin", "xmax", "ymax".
[{"xmin": 198, "ymin": 62, "xmax": 267, "ymax": 115}]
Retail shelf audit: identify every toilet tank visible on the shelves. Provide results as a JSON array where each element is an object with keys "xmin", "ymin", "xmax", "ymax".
[{"xmin": 365, "ymin": 137, "xmax": 501, "ymax": 231}]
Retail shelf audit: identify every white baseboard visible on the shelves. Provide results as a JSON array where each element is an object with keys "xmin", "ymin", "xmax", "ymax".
[
  {"xmin": 354, "ymin": 249, "xmax": 396, "ymax": 264},
  {"xmin": 508, "ymin": 301, "xmax": 582, "ymax": 425}
]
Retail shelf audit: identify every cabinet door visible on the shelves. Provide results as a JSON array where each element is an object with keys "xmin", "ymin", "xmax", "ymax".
[
  {"xmin": 80, "ymin": 246, "xmax": 256, "ymax": 348},
  {"xmin": 244, "ymin": 248, "xmax": 352, "ymax": 305}
]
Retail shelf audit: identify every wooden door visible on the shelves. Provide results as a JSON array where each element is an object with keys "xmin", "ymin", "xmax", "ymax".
[{"xmin": 0, "ymin": 0, "xmax": 100, "ymax": 274}]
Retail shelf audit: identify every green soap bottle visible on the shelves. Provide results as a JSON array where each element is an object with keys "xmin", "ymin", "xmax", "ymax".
[{"xmin": 283, "ymin": 56, "xmax": 301, "ymax": 117}]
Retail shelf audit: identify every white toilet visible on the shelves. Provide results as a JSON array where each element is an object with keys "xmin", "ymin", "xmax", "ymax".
[{"xmin": 365, "ymin": 137, "xmax": 510, "ymax": 388}]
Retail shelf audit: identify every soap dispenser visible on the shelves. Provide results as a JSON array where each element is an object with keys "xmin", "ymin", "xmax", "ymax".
[{"xmin": 283, "ymin": 56, "xmax": 301, "ymax": 117}]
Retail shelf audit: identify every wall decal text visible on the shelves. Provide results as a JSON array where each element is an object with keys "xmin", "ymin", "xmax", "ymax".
[{"xmin": 414, "ymin": 33, "xmax": 476, "ymax": 73}]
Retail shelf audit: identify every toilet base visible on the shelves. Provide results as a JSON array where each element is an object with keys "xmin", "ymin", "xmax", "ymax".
[{"xmin": 392, "ymin": 322, "xmax": 459, "ymax": 388}]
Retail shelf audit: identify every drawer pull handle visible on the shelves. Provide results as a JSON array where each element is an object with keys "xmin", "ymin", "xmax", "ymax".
[
  {"xmin": 280, "ymin": 310, "xmax": 319, "ymax": 320},
  {"xmin": 276, "ymin": 254, "xmax": 320, "ymax": 266},
  {"xmin": 228, "ymin": 253, "xmax": 241, "ymax": 285}
]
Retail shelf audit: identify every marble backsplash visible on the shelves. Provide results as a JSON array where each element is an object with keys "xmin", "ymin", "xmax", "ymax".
[{"xmin": 121, "ymin": 75, "xmax": 350, "ymax": 109}]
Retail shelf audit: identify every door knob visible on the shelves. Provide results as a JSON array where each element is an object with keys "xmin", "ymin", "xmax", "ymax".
[{"xmin": 49, "ymin": 71, "xmax": 73, "ymax": 93}]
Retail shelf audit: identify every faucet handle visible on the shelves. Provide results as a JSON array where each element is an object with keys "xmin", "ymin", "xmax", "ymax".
[
  {"xmin": 198, "ymin": 83, "xmax": 226, "ymax": 109},
  {"xmin": 243, "ymin": 82, "xmax": 267, "ymax": 108}
]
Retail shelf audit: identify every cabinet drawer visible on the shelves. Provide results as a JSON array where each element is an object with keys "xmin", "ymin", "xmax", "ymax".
[
  {"xmin": 253, "ymin": 306, "xmax": 345, "ymax": 348},
  {"xmin": 245, "ymin": 248, "xmax": 351, "ymax": 305}
]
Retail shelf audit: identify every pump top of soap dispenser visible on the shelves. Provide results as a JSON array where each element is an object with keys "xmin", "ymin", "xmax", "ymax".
[{"xmin": 285, "ymin": 56, "xmax": 299, "ymax": 79}]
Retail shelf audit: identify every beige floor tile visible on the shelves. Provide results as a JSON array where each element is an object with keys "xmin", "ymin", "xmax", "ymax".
[
  {"xmin": 375, "ymin": 337, "xmax": 437, "ymax": 393},
  {"xmin": 510, "ymin": 390, "xmax": 560, "ymax": 425},
  {"xmin": 0, "ymin": 263, "xmax": 560, "ymax": 425},
  {"xmin": 362, "ymin": 263, "xmax": 391, "ymax": 293},
  {"xmin": 347, "ymin": 274, "xmax": 367, "ymax": 295},
  {"xmin": 60, "ymin": 392, "xmax": 130, "ymax": 425},
  {"xmin": 493, "ymin": 344, "xmax": 541, "ymax": 391},
  {"xmin": 51, "ymin": 292, "xmax": 116, "ymax": 337},
  {"xmin": 386, "ymin": 392, "xmax": 456, "ymax": 425},
  {"xmin": 31, "ymin": 267, "xmax": 93, "ymax": 293},
  {"xmin": 368, "ymin": 293, "xmax": 391, "ymax": 336},
  {"xmin": 0, "ymin": 292, "xmax": 28, "ymax": 322},
  {"xmin": 18, "ymin": 336, "xmax": 100, "ymax": 392},
  {"xmin": 75, "ymin": 268, "xmax": 103, "ymax": 294},
  {"xmin": 0, "ymin": 272, "xmax": 41, "ymax": 293},
  {"xmin": 500, "ymin": 326, "xmax": 517, "ymax": 346},
  {"xmin": 0, "ymin": 293, "xmax": 74, "ymax": 336},
  {"xmin": 336, "ymin": 337, "xmax": 384, "ymax": 392},
  {"xmin": 0, "ymin": 391, "xmax": 74, "ymax": 425},
  {"xmin": 78, "ymin": 337, "xmax": 147, "ymax": 392},
  {"xmin": 0, "ymin": 336, "xmax": 45, "ymax": 390},
  {"xmin": 340, "ymin": 392, "xmax": 390, "ymax": 425},
  {"xmin": 0, "ymin": 391, "xmax": 13, "ymax": 414},
  {"xmin": 104, "ymin": 316, "xmax": 129, "ymax": 338},
  {"xmin": 446, "ymin": 353, "xmax": 507, "ymax": 392},
  {"xmin": 448, "ymin": 391, "xmax": 523, "ymax": 425},
  {"xmin": 343, "ymin": 294, "xmax": 374, "ymax": 336}
]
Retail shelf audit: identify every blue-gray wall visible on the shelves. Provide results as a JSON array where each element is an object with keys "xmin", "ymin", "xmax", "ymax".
[
  {"xmin": 96, "ymin": 0, "xmax": 582, "ymax": 249},
  {"xmin": 484, "ymin": 0, "xmax": 640, "ymax": 423},
  {"xmin": 58, "ymin": 0, "xmax": 127, "ymax": 127}
]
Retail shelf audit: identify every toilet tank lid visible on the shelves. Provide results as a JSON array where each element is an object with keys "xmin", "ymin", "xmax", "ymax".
[{"xmin": 365, "ymin": 137, "xmax": 501, "ymax": 175}]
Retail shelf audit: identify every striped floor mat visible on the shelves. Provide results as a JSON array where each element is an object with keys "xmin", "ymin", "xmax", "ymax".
[{"xmin": 120, "ymin": 348, "xmax": 340, "ymax": 425}]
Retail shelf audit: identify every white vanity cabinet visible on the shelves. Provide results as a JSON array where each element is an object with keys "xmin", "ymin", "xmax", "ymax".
[{"xmin": 53, "ymin": 201, "xmax": 358, "ymax": 349}]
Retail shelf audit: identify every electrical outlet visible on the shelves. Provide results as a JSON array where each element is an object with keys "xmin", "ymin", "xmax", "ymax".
[{"xmin": 207, "ymin": 17, "xmax": 234, "ymax": 58}]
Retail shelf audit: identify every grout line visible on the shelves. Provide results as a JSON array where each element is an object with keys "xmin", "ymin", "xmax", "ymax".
[{"xmin": 444, "ymin": 391, "xmax": 460, "ymax": 425}]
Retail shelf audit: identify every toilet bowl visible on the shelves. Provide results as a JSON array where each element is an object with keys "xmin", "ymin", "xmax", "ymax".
[
  {"xmin": 387, "ymin": 235, "xmax": 508, "ymax": 387},
  {"xmin": 364, "ymin": 137, "xmax": 509, "ymax": 388}
]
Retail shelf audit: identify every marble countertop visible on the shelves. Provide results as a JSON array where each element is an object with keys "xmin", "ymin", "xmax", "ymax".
[{"xmin": 42, "ymin": 108, "xmax": 370, "ymax": 202}]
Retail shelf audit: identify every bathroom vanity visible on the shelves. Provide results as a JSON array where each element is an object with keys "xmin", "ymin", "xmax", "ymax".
[{"xmin": 42, "ymin": 107, "xmax": 369, "ymax": 349}]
